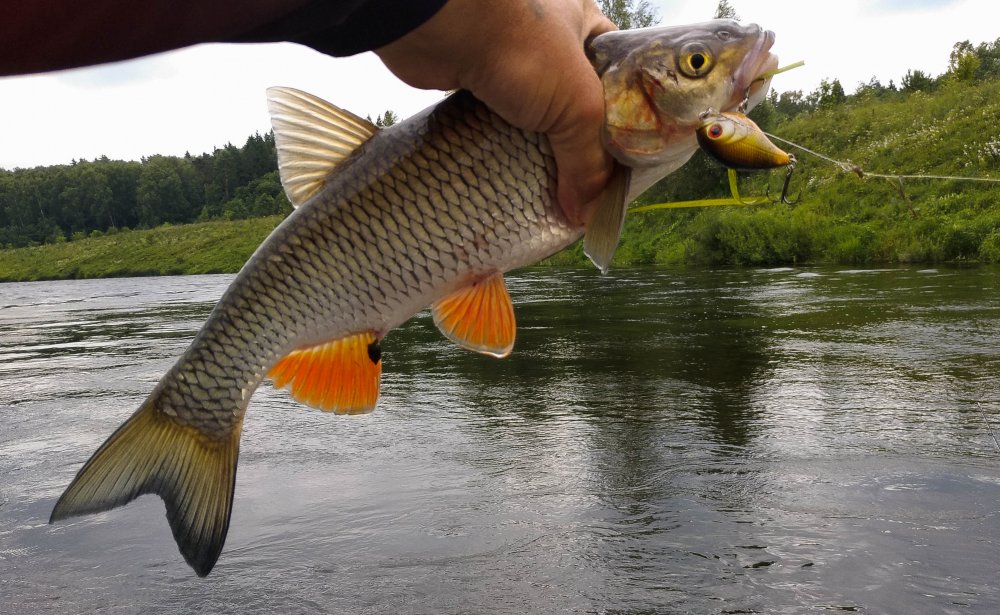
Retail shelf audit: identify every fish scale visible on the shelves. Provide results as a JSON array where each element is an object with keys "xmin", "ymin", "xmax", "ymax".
[
  {"xmin": 49, "ymin": 20, "xmax": 779, "ymax": 577},
  {"xmin": 161, "ymin": 92, "xmax": 573, "ymax": 440}
]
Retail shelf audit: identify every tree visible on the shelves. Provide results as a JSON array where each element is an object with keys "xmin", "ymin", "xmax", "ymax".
[
  {"xmin": 901, "ymin": 69, "xmax": 935, "ymax": 92},
  {"xmin": 772, "ymin": 90, "xmax": 807, "ymax": 118},
  {"xmin": 102, "ymin": 160, "xmax": 141, "ymax": 230},
  {"xmin": 819, "ymin": 78, "xmax": 847, "ymax": 108},
  {"xmin": 58, "ymin": 164, "xmax": 112, "ymax": 235},
  {"xmin": 973, "ymin": 37, "xmax": 1000, "ymax": 80},
  {"xmin": 854, "ymin": 76, "xmax": 892, "ymax": 100},
  {"xmin": 375, "ymin": 110, "xmax": 398, "ymax": 127},
  {"xmin": 599, "ymin": 0, "xmax": 658, "ymax": 30},
  {"xmin": 241, "ymin": 132, "xmax": 278, "ymax": 178},
  {"xmin": 948, "ymin": 40, "xmax": 981, "ymax": 82},
  {"xmin": 212, "ymin": 143, "xmax": 243, "ymax": 202},
  {"xmin": 714, "ymin": 0, "xmax": 739, "ymax": 20},
  {"xmin": 0, "ymin": 124, "xmax": 284, "ymax": 245},
  {"xmin": 804, "ymin": 79, "xmax": 846, "ymax": 109},
  {"xmin": 136, "ymin": 156, "xmax": 199, "ymax": 226},
  {"xmin": 747, "ymin": 93, "xmax": 778, "ymax": 131}
]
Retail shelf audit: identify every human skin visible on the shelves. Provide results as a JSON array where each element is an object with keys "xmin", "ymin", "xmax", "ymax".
[{"xmin": 375, "ymin": 0, "xmax": 618, "ymax": 226}]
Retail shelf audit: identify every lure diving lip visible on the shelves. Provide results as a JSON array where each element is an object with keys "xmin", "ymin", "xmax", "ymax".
[{"xmin": 696, "ymin": 110, "xmax": 793, "ymax": 170}]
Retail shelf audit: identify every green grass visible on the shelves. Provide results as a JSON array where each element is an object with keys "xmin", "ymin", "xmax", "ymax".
[{"xmin": 0, "ymin": 216, "xmax": 281, "ymax": 282}]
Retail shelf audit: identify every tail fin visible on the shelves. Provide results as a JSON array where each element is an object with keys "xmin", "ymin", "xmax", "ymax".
[{"xmin": 49, "ymin": 397, "xmax": 241, "ymax": 577}]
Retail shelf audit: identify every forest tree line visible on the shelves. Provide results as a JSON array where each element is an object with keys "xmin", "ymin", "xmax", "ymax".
[{"xmin": 0, "ymin": 133, "xmax": 290, "ymax": 248}]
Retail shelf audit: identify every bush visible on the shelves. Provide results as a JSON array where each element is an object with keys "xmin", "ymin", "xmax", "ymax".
[{"xmin": 979, "ymin": 230, "xmax": 1000, "ymax": 262}]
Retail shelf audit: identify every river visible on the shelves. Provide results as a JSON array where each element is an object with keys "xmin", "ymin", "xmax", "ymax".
[{"xmin": 1, "ymin": 267, "xmax": 999, "ymax": 613}]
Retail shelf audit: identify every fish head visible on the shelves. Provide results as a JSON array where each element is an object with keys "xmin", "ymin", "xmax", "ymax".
[{"xmin": 590, "ymin": 20, "xmax": 778, "ymax": 170}]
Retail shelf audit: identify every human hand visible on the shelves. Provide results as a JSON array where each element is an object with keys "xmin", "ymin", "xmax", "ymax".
[{"xmin": 375, "ymin": 0, "xmax": 617, "ymax": 226}]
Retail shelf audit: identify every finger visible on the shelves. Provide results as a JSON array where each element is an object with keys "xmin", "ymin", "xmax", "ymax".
[
  {"xmin": 583, "ymin": 0, "xmax": 618, "ymax": 39},
  {"xmin": 549, "ymin": 3, "xmax": 616, "ymax": 225},
  {"xmin": 548, "ymin": 1, "xmax": 615, "ymax": 225},
  {"xmin": 547, "ymin": 57, "xmax": 614, "ymax": 226}
]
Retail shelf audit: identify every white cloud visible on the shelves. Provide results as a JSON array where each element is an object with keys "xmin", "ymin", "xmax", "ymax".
[
  {"xmin": 868, "ymin": 0, "xmax": 961, "ymax": 12},
  {"xmin": 0, "ymin": 42, "xmax": 444, "ymax": 169}
]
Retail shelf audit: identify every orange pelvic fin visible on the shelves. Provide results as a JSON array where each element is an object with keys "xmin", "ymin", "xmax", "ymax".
[
  {"xmin": 432, "ymin": 271, "xmax": 516, "ymax": 358},
  {"xmin": 268, "ymin": 331, "xmax": 382, "ymax": 414}
]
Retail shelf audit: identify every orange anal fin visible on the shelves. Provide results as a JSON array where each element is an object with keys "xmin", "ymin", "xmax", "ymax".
[
  {"xmin": 432, "ymin": 271, "xmax": 515, "ymax": 358},
  {"xmin": 268, "ymin": 331, "xmax": 381, "ymax": 414}
]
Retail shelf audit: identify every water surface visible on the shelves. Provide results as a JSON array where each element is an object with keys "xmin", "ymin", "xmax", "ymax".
[{"xmin": 1, "ymin": 267, "xmax": 999, "ymax": 613}]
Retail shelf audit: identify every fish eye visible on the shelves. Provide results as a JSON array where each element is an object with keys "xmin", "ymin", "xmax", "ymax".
[
  {"xmin": 679, "ymin": 43, "xmax": 714, "ymax": 77},
  {"xmin": 708, "ymin": 123, "xmax": 724, "ymax": 139}
]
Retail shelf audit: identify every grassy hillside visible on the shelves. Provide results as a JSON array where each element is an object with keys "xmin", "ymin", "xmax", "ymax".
[{"xmin": 0, "ymin": 216, "xmax": 280, "ymax": 282}]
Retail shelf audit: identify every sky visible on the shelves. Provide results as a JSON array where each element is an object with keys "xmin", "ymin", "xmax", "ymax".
[{"xmin": 0, "ymin": 0, "xmax": 995, "ymax": 169}]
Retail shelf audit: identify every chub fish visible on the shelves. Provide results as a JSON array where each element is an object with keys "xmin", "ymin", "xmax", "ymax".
[{"xmin": 50, "ymin": 20, "xmax": 779, "ymax": 576}]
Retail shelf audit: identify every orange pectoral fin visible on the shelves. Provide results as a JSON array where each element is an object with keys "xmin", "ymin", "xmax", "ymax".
[
  {"xmin": 268, "ymin": 331, "xmax": 381, "ymax": 414},
  {"xmin": 432, "ymin": 272, "xmax": 515, "ymax": 358}
]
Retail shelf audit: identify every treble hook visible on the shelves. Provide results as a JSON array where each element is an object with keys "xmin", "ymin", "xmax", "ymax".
[
  {"xmin": 777, "ymin": 158, "xmax": 800, "ymax": 205},
  {"xmin": 738, "ymin": 86, "xmax": 751, "ymax": 114}
]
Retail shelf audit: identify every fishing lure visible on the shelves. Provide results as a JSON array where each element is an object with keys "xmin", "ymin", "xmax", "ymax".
[
  {"xmin": 696, "ymin": 110, "xmax": 798, "ymax": 204},
  {"xmin": 696, "ymin": 110, "xmax": 792, "ymax": 170}
]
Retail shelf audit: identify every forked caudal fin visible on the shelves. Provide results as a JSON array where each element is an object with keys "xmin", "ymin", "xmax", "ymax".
[{"xmin": 49, "ymin": 397, "xmax": 241, "ymax": 577}]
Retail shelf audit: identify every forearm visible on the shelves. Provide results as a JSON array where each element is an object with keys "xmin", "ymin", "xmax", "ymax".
[
  {"xmin": 0, "ymin": 0, "xmax": 447, "ymax": 76},
  {"xmin": 238, "ymin": 0, "xmax": 449, "ymax": 56}
]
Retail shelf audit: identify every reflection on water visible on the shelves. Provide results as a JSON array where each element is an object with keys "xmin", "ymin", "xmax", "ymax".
[{"xmin": 1, "ymin": 267, "xmax": 999, "ymax": 613}]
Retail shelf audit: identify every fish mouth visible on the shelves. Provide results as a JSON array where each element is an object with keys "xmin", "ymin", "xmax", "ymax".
[{"xmin": 732, "ymin": 26, "xmax": 779, "ymax": 111}]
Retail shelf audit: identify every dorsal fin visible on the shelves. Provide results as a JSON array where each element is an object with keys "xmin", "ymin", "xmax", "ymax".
[
  {"xmin": 432, "ymin": 272, "xmax": 516, "ymax": 358},
  {"xmin": 266, "ymin": 87, "xmax": 379, "ymax": 208},
  {"xmin": 267, "ymin": 331, "xmax": 382, "ymax": 414}
]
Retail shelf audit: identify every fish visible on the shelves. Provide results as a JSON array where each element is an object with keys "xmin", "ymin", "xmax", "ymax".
[
  {"xmin": 49, "ymin": 19, "xmax": 778, "ymax": 576},
  {"xmin": 696, "ymin": 110, "xmax": 793, "ymax": 170}
]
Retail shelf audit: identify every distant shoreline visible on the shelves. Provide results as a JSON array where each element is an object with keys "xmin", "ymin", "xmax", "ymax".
[
  {"xmin": 0, "ymin": 217, "xmax": 281, "ymax": 283},
  {"xmin": 2, "ymin": 211, "xmax": 995, "ymax": 284}
]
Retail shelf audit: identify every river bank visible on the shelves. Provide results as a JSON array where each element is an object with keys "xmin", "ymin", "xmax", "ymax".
[
  {"xmin": 3, "ymin": 207, "xmax": 999, "ymax": 282},
  {"xmin": 0, "ymin": 216, "xmax": 281, "ymax": 282}
]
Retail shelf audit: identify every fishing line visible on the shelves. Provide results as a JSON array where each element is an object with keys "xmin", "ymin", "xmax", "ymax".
[
  {"xmin": 763, "ymin": 132, "xmax": 1000, "ymax": 185},
  {"xmin": 632, "ymin": 133, "xmax": 1000, "ymax": 214},
  {"xmin": 978, "ymin": 402, "xmax": 1000, "ymax": 453},
  {"xmin": 754, "ymin": 59, "xmax": 1000, "ymax": 187},
  {"xmin": 759, "ymin": 131, "xmax": 1000, "ymax": 217}
]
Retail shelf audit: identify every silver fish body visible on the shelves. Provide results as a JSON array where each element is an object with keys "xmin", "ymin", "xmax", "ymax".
[{"xmin": 50, "ymin": 20, "xmax": 779, "ymax": 576}]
